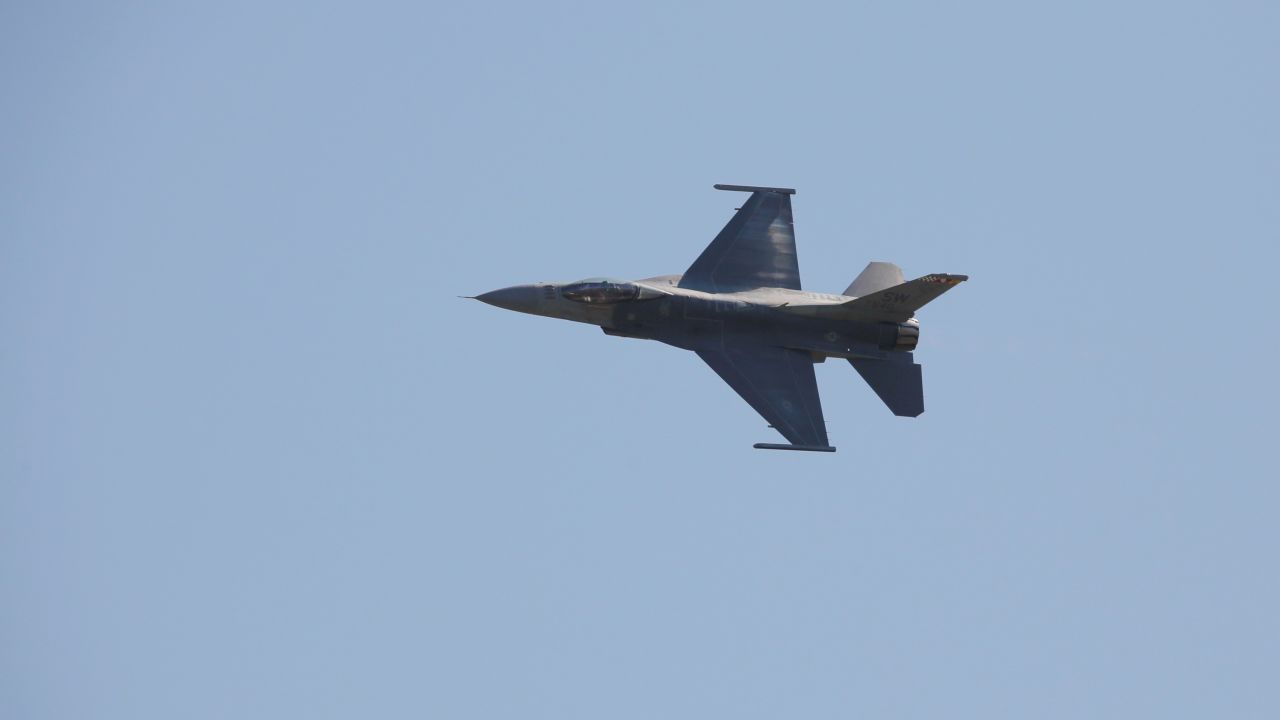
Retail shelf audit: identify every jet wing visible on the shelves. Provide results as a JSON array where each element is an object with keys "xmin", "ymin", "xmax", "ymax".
[
  {"xmin": 696, "ymin": 343, "xmax": 834, "ymax": 451},
  {"xmin": 679, "ymin": 185, "xmax": 801, "ymax": 293}
]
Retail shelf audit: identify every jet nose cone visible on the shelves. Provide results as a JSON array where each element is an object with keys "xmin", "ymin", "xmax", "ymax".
[{"xmin": 475, "ymin": 284, "xmax": 543, "ymax": 313}]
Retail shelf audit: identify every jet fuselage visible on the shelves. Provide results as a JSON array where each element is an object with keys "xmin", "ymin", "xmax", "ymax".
[{"xmin": 476, "ymin": 277, "xmax": 918, "ymax": 362}]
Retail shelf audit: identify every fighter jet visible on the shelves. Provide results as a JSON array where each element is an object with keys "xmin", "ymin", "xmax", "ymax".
[{"xmin": 474, "ymin": 184, "xmax": 966, "ymax": 452}]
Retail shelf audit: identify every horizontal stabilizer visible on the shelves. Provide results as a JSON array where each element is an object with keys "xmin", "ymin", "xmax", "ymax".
[{"xmin": 850, "ymin": 358, "xmax": 924, "ymax": 417}]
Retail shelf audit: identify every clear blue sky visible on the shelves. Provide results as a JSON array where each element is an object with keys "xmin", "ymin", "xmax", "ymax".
[{"xmin": 4, "ymin": 1, "xmax": 1278, "ymax": 718}]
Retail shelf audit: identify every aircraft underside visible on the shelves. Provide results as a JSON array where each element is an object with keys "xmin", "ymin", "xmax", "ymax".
[{"xmin": 475, "ymin": 184, "xmax": 966, "ymax": 451}]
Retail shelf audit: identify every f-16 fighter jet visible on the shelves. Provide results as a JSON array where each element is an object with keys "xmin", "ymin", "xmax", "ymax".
[{"xmin": 474, "ymin": 184, "xmax": 966, "ymax": 452}]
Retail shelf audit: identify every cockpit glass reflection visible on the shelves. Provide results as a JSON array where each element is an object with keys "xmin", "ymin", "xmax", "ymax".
[{"xmin": 561, "ymin": 279, "xmax": 640, "ymax": 304}]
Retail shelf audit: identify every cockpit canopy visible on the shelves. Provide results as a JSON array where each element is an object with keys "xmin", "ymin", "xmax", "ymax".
[{"xmin": 561, "ymin": 278, "xmax": 661, "ymax": 304}]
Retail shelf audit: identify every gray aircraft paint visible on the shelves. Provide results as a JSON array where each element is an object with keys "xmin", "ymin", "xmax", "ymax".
[{"xmin": 475, "ymin": 184, "xmax": 967, "ymax": 452}]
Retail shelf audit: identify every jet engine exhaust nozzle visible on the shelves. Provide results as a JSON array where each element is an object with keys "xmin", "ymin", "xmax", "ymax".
[{"xmin": 878, "ymin": 322, "xmax": 919, "ymax": 352}]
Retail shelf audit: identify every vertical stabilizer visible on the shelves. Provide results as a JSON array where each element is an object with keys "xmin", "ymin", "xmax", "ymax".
[{"xmin": 845, "ymin": 261, "xmax": 905, "ymax": 297}]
